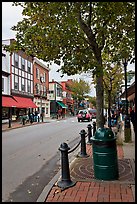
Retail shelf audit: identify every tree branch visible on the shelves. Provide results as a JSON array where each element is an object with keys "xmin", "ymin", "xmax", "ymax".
[
  {"xmin": 99, "ymin": 22, "xmax": 108, "ymax": 51},
  {"xmin": 77, "ymin": 9, "xmax": 97, "ymax": 49},
  {"xmin": 87, "ymin": 1, "xmax": 92, "ymax": 27},
  {"xmin": 99, "ymin": 33, "xmax": 105, "ymax": 51}
]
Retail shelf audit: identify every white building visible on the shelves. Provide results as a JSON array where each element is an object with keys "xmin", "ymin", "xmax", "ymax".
[{"xmin": 2, "ymin": 39, "xmax": 37, "ymax": 122}]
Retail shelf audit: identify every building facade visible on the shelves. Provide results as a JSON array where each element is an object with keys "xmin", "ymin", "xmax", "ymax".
[
  {"xmin": 61, "ymin": 80, "xmax": 74, "ymax": 116},
  {"xmin": 2, "ymin": 49, "xmax": 12, "ymax": 123},
  {"xmin": 47, "ymin": 80, "xmax": 67, "ymax": 117},
  {"xmin": 33, "ymin": 58, "xmax": 50, "ymax": 118},
  {"xmin": 2, "ymin": 39, "xmax": 37, "ymax": 122}
]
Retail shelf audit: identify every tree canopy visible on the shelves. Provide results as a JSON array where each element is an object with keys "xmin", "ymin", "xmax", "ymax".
[
  {"xmin": 4, "ymin": 2, "xmax": 135, "ymax": 127},
  {"xmin": 67, "ymin": 79, "xmax": 91, "ymax": 102}
]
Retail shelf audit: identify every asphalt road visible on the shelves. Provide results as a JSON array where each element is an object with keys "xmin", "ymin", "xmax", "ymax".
[{"xmin": 2, "ymin": 117, "xmax": 95, "ymax": 202}]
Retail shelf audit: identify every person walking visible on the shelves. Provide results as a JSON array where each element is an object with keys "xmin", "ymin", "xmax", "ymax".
[{"xmin": 130, "ymin": 105, "xmax": 135, "ymax": 133}]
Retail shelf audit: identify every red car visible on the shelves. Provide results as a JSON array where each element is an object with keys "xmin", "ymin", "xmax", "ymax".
[
  {"xmin": 88, "ymin": 108, "xmax": 97, "ymax": 118},
  {"xmin": 77, "ymin": 109, "xmax": 92, "ymax": 122}
]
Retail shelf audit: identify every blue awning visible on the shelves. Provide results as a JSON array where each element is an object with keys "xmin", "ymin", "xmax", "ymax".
[{"xmin": 57, "ymin": 101, "xmax": 68, "ymax": 108}]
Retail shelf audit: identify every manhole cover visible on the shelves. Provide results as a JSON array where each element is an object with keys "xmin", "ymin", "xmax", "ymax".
[{"xmin": 70, "ymin": 157, "xmax": 134, "ymax": 183}]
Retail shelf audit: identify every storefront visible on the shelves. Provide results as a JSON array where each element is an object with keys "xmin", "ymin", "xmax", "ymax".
[
  {"xmin": 33, "ymin": 97, "xmax": 50, "ymax": 118},
  {"xmin": 2, "ymin": 95, "xmax": 37, "ymax": 123}
]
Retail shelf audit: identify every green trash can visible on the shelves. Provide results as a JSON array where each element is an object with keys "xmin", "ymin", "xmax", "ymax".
[{"xmin": 91, "ymin": 127, "xmax": 119, "ymax": 180}]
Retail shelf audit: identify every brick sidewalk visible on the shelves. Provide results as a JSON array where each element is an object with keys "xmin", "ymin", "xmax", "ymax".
[{"xmin": 45, "ymin": 144, "xmax": 134, "ymax": 202}]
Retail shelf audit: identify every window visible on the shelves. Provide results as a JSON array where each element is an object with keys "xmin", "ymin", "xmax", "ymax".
[
  {"xmin": 36, "ymin": 68, "xmax": 39, "ymax": 79},
  {"xmin": 21, "ymin": 58, "xmax": 25, "ymax": 70},
  {"xmin": 35, "ymin": 83, "xmax": 39, "ymax": 94},
  {"xmin": 21, "ymin": 84, "xmax": 25, "ymax": 91},
  {"xmin": 14, "ymin": 53, "xmax": 19, "ymax": 67},
  {"xmin": 14, "ymin": 75, "xmax": 18, "ymax": 90},
  {"xmin": 43, "ymin": 86, "xmax": 46, "ymax": 96},
  {"xmin": 28, "ymin": 61, "xmax": 31, "ymax": 73},
  {"xmin": 43, "ymin": 72, "xmax": 46, "ymax": 82},
  {"xmin": 28, "ymin": 80, "xmax": 31, "ymax": 93},
  {"xmin": 2, "ymin": 78, "xmax": 4, "ymax": 91},
  {"xmin": 21, "ymin": 78, "xmax": 25, "ymax": 91},
  {"xmin": 40, "ymin": 85, "xmax": 43, "ymax": 95},
  {"xmin": 57, "ymin": 86, "xmax": 63, "ymax": 97},
  {"xmin": 46, "ymin": 108, "xmax": 48, "ymax": 114}
]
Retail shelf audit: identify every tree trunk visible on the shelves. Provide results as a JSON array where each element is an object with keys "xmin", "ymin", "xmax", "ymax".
[
  {"xmin": 108, "ymin": 90, "xmax": 111, "ymax": 128},
  {"xmin": 96, "ymin": 68, "xmax": 104, "ymax": 128}
]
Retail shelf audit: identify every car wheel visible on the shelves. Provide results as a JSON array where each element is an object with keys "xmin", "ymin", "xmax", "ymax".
[{"xmin": 78, "ymin": 119, "xmax": 80, "ymax": 122}]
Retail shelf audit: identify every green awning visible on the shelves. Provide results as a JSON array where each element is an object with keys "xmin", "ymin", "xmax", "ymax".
[{"xmin": 57, "ymin": 101, "xmax": 68, "ymax": 108}]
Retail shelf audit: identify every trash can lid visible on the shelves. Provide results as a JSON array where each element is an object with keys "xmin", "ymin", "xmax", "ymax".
[{"xmin": 92, "ymin": 127, "xmax": 115, "ymax": 141}]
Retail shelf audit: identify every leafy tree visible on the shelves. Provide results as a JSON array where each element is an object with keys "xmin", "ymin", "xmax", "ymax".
[
  {"xmin": 4, "ymin": 2, "xmax": 135, "ymax": 128},
  {"xmin": 67, "ymin": 79, "xmax": 90, "ymax": 108},
  {"xmin": 87, "ymin": 96, "xmax": 96, "ymax": 108},
  {"xmin": 103, "ymin": 63, "xmax": 124, "ymax": 126}
]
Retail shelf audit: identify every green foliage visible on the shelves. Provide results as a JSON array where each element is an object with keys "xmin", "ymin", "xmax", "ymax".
[
  {"xmin": 3, "ymin": 2, "xmax": 135, "ymax": 127},
  {"xmin": 103, "ymin": 63, "xmax": 124, "ymax": 107},
  {"xmin": 87, "ymin": 96, "xmax": 96, "ymax": 107},
  {"xmin": 4, "ymin": 2, "xmax": 135, "ymax": 75},
  {"xmin": 67, "ymin": 79, "xmax": 91, "ymax": 102}
]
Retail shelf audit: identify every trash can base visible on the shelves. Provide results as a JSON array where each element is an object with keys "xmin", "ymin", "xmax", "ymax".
[{"xmin": 94, "ymin": 164, "xmax": 119, "ymax": 181}]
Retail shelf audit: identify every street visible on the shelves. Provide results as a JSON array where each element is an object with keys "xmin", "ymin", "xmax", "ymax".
[{"xmin": 2, "ymin": 117, "xmax": 95, "ymax": 202}]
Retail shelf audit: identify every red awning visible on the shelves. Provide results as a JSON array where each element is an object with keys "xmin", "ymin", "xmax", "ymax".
[
  {"xmin": 2, "ymin": 96, "xmax": 19, "ymax": 107},
  {"xmin": 13, "ymin": 96, "xmax": 37, "ymax": 108}
]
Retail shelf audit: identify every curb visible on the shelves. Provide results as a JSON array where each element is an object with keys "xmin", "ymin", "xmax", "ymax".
[
  {"xmin": 36, "ymin": 170, "xmax": 61, "ymax": 202},
  {"xmin": 2, "ymin": 122, "xmax": 48, "ymax": 132},
  {"xmin": 36, "ymin": 145, "xmax": 80, "ymax": 202}
]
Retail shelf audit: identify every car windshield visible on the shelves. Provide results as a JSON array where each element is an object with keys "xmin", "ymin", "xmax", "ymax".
[{"xmin": 79, "ymin": 110, "xmax": 87, "ymax": 114}]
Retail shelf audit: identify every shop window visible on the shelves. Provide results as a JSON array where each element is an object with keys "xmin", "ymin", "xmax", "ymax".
[
  {"xmin": 46, "ymin": 108, "xmax": 48, "ymax": 114},
  {"xmin": 2, "ymin": 107, "xmax": 9, "ymax": 119}
]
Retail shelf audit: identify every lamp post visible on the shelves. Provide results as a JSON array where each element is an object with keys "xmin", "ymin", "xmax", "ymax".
[{"xmin": 122, "ymin": 58, "xmax": 131, "ymax": 142}]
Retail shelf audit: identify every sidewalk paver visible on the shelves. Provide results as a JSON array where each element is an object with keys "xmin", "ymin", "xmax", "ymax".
[
  {"xmin": 2, "ymin": 120, "xmax": 135, "ymax": 202},
  {"xmin": 44, "ymin": 143, "xmax": 135, "ymax": 202}
]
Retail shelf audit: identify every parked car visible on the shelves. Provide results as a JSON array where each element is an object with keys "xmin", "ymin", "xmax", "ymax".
[
  {"xmin": 77, "ymin": 109, "xmax": 92, "ymax": 122},
  {"xmin": 88, "ymin": 108, "xmax": 97, "ymax": 118}
]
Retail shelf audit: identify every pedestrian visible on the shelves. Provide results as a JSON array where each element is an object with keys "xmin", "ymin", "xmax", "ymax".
[
  {"xmin": 29, "ymin": 112, "xmax": 33, "ymax": 123},
  {"xmin": 37, "ymin": 112, "xmax": 40, "ymax": 122},
  {"xmin": 130, "ymin": 105, "xmax": 135, "ymax": 133}
]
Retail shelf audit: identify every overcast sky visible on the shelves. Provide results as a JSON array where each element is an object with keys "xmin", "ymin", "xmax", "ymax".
[{"xmin": 2, "ymin": 2, "xmax": 135, "ymax": 97}]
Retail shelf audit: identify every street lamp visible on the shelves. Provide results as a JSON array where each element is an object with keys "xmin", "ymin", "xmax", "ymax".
[{"xmin": 122, "ymin": 58, "xmax": 131, "ymax": 142}]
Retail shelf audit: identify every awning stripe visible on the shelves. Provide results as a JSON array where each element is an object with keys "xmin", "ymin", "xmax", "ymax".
[
  {"xmin": 13, "ymin": 96, "xmax": 37, "ymax": 108},
  {"xmin": 57, "ymin": 101, "xmax": 68, "ymax": 108},
  {"xmin": 2, "ymin": 96, "xmax": 19, "ymax": 107}
]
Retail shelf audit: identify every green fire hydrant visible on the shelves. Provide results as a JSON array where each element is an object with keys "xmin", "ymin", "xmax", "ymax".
[{"xmin": 91, "ymin": 127, "xmax": 119, "ymax": 181}]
